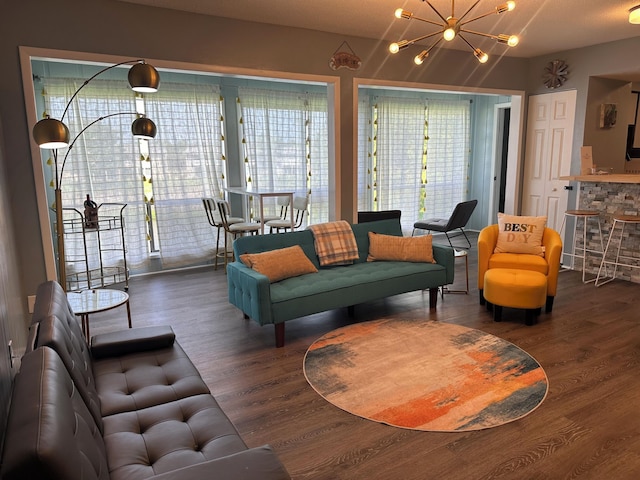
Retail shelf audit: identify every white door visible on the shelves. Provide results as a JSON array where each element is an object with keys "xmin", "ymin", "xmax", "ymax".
[{"xmin": 521, "ymin": 90, "xmax": 577, "ymax": 232}]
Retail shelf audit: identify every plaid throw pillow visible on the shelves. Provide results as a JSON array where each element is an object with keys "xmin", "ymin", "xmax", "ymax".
[{"xmin": 308, "ymin": 220, "xmax": 359, "ymax": 266}]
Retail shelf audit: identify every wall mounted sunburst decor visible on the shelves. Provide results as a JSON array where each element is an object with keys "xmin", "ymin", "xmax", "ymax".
[{"xmin": 543, "ymin": 59, "xmax": 569, "ymax": 89}]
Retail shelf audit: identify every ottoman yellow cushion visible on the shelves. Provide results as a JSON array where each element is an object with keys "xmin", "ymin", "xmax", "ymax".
[{"xmin": 483, "ymin": 268, "xmax": 547, "ymax": 310}]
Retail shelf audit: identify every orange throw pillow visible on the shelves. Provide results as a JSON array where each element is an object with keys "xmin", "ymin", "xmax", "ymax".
[
  {"xmin": 367, "ymin": 232, "xmax": 436, "ymax": 263},
  {"xmin": 240, "ymin": 245, "xmax": 318, "ymax": 282}
]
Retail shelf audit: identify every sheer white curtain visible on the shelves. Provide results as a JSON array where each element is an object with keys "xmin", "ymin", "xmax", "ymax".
[
  {"xmin": 42, "ymin": 78, "xmax": 149, "ymax": 271},
  {"xmin": 307, "ymin": 93, "xmax": 330, "ymax": 223},
  {"xmin": 358, "ymin": 93, "xmax": 470, "ymax": 232},
  {"xmin": 375, "ymin": 96, "xmax": 426, "ymax": 232},
  {"xmin": 144, "ymin": 82, "xmax": 225, "ymax": 268},
  {"xmin": 357, "ymin": 94, "xmax": 373, "ymax": 211},
  {"xmin": 422, "ymin": 99, "xmax": 471, "ymax": 219},
  {"xmin": 238, "ymin": 88, "xmax": 328, "ymax": 225}
]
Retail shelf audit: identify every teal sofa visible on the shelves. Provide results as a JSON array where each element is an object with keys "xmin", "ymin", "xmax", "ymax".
[{"xmin": 226, "ymin": 218, "xmax": 455, "ymax": 347}]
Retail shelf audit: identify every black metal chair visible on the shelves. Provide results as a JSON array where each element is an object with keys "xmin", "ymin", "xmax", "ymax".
[{"xmin": 412, "ymin": 199, "xmax": 478, "ymax": 248}]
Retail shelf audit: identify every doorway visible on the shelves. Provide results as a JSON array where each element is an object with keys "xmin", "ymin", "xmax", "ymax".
[{"xmin": 489, "ymin": 103, "xmax": 511, "ymax": 224}]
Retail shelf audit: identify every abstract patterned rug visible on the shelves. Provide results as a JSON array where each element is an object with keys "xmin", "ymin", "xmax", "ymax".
[{"xmin": 303, "ymin": 319, "xmax": 548, "ymax": 432}]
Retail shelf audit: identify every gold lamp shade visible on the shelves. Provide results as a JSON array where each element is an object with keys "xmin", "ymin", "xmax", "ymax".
[
  {"xmin": 128, "ymin": 63, "xmax": 160, "ymax": 93},
  {"xmin": 132, "ymin": 117, "xmax": 157, "ymax": 139},
  {"xmin": 33, "ymin": 117, "xmax": 70, "ymax": 149}
]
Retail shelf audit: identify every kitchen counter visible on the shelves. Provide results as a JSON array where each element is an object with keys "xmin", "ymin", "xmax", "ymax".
[
  {"xmin": 559, "ymin": 174, "xmax": 640, "ymax": 183},
  {"xmin": 563, "ymin": 178, "xmax": 640, "ymax": 284}
]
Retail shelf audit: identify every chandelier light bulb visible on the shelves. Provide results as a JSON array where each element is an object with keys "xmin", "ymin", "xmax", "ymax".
[
  {"xmin": 395, "ymin": 8, "xmax": 412, "ymax": 19},
  {"xmin": 414, "ymin": 50, "xmax": 429, "ymax": 65},
  {"xmin": 497, "ymin": 34, "xmax": 519, "ymax": 47},
  {"xmin": 389, "ymin": 40, "xmax": 410, "ymax": 53},
  {"xmin": 443, "ymin": 28, "xmax": 456, "ymax": 41},
  {"xmin": 496, "ymin": 1, "xmax": 516, "ymax": 14},
  {"xmin": 474, "ymin": 48, "xmax": 489, "ymax": 63}
]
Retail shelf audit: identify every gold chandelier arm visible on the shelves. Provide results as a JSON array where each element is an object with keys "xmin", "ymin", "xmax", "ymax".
[
  {"xmin": 60, "ymin": 59, "xmax": 146, "ymax": 123},
  {"xmin": 460, "ymin": 2, "xmax": 515, "ymax": 27},
  {"xmin": 408, "ymin": 30, "xmax": 444, "ymax": 45},
  {"xmin": 395, "ymin": 30, "xmax": 444, "ymax": 50},
  {"xmin": 456, "ymin": 0, "xmax": 483, "ymax": 23},
  {"xmin": 458, "ymin": 33, "xmax": 478, "ymax": 53},
  {"xmin": 461, "ymin": 29, "xmax": 498, "ymax": 40},
  {"xmin": 410, "ymin": 15, "xmax": 445, "ymax": 28},
  {"xmin": 461, "ymin": 29, "xmax": 518, "ymax": 47},
  {"xmin": 423, "ymin": 1, "xmax": 449, "ymax": 24}
]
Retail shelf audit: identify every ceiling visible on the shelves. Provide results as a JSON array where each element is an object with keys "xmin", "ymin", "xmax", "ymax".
[{"xmin": 118, "ymin": 0, "xmax": 640, "ymax": 58}]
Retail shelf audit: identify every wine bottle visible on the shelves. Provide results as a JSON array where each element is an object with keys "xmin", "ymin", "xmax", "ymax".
[{"xmin": 83, "ymin": 194, "xmax": 99, "ymax": 229}]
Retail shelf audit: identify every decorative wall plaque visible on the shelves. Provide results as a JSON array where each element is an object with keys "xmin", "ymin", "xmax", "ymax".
[{"xmin": 329, "ymin": 41, "xmax": 362, "ymax": 71}]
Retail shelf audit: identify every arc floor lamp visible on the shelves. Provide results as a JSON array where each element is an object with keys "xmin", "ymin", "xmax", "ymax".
[{"xmin": 31, "ymin": 59, "xmax": 160, "ymax": 291}]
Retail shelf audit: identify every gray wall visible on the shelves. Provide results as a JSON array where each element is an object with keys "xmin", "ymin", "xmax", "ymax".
[{"xmin": 0, "ymin": 115, "xmax": 29, "ymax": 445}]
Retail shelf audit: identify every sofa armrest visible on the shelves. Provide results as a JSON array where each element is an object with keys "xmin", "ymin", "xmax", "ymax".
[
  {"xmin": 477, "ymin": 225, "xmax": 499, "ymax": 289},
  {"xmin": 542, "ymin": 227, "xmax": 563, "ymax": 296},
  {"xmin": 90, "ymin": 325, "xmax": 175, "ymax": 359},
  {"xmin": 226, "ymin": 261, "xmax": 274, "ymax": 325},
  {"xmin": 432, "ymin": 244, "xmax": 455, "ymax": 284},
  {"xmin": 148, "ymin": 446, "xmax": 290, "ymax": 480}
]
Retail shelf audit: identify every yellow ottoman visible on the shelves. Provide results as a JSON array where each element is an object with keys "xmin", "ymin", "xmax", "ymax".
[{"xmin": 483, "ymin": 268, "xmax": 547, "ymax": 325}]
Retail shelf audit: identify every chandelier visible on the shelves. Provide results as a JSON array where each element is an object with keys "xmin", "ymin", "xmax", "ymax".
[{"xmin": 389, "ymin": 0, "xmax": 520, "ymax": 65}]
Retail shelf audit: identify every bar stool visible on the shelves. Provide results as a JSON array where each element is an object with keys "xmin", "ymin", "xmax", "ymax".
[
  {"xmin": 559, "ymin": 210, "xmax": 606, "ymax": 283},
  {"xmin": 595, "ymin": 214, "xmax": 640, "ymax": 286}
]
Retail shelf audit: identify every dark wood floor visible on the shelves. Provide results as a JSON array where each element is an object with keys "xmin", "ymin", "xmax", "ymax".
[{"xmin": 90, "ymin": 235, "xmax": 640, "ymax": 479}]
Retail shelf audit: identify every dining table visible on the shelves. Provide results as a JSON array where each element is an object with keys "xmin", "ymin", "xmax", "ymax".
[{"xmin": 223, "ymin": 186, "xmax": 295, "ymax": 234}]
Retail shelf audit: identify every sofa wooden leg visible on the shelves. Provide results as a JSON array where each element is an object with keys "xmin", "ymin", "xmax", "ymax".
[
  {"xmin": 243, "ymin": 313, "xmax": 249, "ymax": 320},
  {"xmin": 479, "ymin": 289, "xmax": 485, "ymax": 305},
  {"xmin": 275, "ymin": 323, "xmax": 285, "ymax": 348},
  {"xmin": 429, "ymin": 288, "xmax": 438, "ymax": 309},
  {"xmin": 545, "ymin": 296, "xmax": 554, "ymax": 313}
]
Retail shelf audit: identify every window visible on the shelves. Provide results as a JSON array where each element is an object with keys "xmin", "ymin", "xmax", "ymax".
[
  {"xmin": 358, "ymin": 92, "xmax": 470, "ymax": 233},
  {"xmin": 39, "ymin": 68, "xmax": 332, "ymax": 273},
  {"xmin": 143, "ymin": 82, "xmax": 225, "ymax": 268},
  {"xmin": 238, "ymin": 87, "xmax": 329, "ymax": 225},
  {"xmin": 41, "ymin": 77, "xmax": 226, "ymax": 271}
]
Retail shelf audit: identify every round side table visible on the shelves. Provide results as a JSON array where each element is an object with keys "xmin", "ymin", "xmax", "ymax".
[
  {"xmin": 442, "ymin": 249, "xmax": 469, "ymax": 294},
  {"xmin": 67, "ymin": 288, "xmax": 132, "ymax": 342}
]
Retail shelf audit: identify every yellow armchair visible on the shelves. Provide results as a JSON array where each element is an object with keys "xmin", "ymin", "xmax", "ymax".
[{"xmin": 477, "ymin": 224, "xmax": 563, "ymax": 312}]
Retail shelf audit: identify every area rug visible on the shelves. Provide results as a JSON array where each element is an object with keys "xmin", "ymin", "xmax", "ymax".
[{"xmin": 303, "ymin": 319, "xmax": 548, "ymax": 432}]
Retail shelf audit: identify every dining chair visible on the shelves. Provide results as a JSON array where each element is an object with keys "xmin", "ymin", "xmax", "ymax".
[
  {"xmin": 202, "ymin": 198, "xmax": 246, "ymax": 270},
  {"xmin": 266, "ymin": 195, "xmax": 309, "ymax": 233},
  {"xmin": 215, "ymin": 199, "xmax": 261, "ymax": 269},
  {"xmin": 258, "ymin": 196, "xmax": 290, "ymax": 223}
]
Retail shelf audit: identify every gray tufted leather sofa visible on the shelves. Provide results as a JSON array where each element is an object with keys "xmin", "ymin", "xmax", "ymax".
[{"xmin": 1, "ymin": 281, "xmax": 290, "ymax": 480}]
